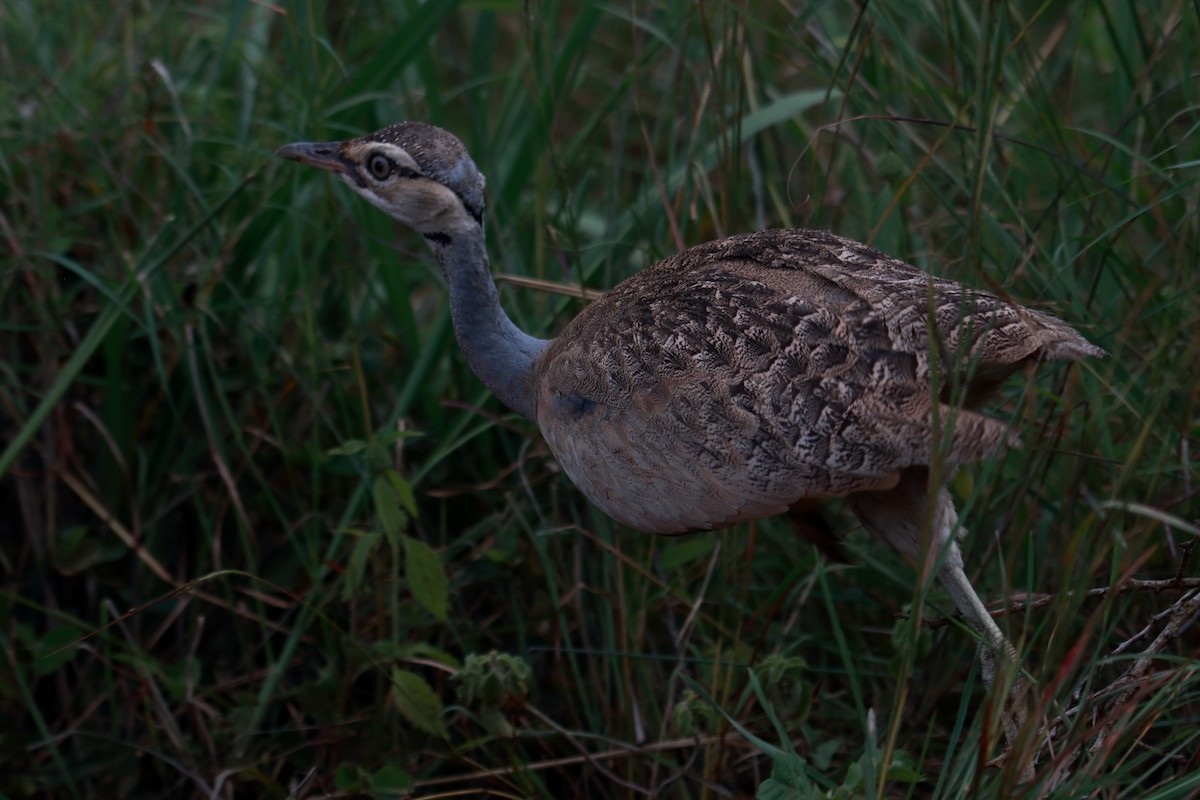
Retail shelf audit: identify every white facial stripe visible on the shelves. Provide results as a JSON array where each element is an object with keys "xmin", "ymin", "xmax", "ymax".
[{"xmin": 371, "ymin": 143, "xmax": 421, "ymax": 174}]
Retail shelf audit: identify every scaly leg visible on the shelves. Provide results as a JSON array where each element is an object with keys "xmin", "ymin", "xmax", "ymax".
[{"xmin": 850, "ymin": 469, "xmax": 1031, "ymax": 776}]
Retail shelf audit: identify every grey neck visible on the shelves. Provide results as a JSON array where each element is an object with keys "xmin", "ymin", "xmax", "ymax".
[{"xmin": 426, "ymin": 228, "xmax": 549, "ymax": 422}]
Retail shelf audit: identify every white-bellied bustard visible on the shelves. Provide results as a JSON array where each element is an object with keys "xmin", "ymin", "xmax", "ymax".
[{"xmin": 278, "ymin": 122, "xmax": 1105, "ymax": 776}]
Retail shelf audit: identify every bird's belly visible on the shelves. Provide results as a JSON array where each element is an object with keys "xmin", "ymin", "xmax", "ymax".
[
  {"xmin": 536, "ymin": 384, "xmax": 815, "ymax": 534},
  {"xmin": 542, "ymin": 418, "xmax": 788, "ymax": 534}
]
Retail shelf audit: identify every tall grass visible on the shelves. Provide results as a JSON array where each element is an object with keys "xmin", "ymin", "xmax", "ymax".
[{"xmin": 2, "ymin": 0, "xmax": 1197, "ymax": 797}]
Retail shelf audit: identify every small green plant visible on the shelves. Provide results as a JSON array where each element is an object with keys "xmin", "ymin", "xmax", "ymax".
[
  {"xmin": 454, "ymin": 650, "xmax": 533, "ymax": 737},
  {"xmin": 331, "ymin": 430, "xmax": 454, "ymax": 740},
  {"xmin": 329, "ymin": 430, "xmax": 448, "ymax": 622},
  {"xmin": 754, "ymin": 653, "xmax": 813, "ymax": 726},
  {"xmin": 334, "ymin": 761, "xmax": 413, "ymax": 797},
  {"xmin": 758, "ymin": 747, "xmax": 923, "ymax": 800},
  {"xmin": 672, "ymin": 688, "xmax": 721, "ymax": 735}
]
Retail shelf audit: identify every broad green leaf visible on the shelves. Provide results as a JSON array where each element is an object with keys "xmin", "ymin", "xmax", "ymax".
[
  {"xmin": 479, "ymin": 704, "xmax": 515, "ymax": 738},
  {"xmin": 343, "ymin": 530, "xmax": 380, "ymax": 601},
  {"xmin": 391, "ymin": 669, "xmax": 447, "ymax": 738},
  {"xmin": 733, "ymin": 89, "xmax": 833, "ymax": 143},
  {"xmin": 756, "ymin": 751, "xmax": 813, "ymax": 799},
  {"xmin": 841, "ymin": 761, "xmax": 864, "ymax": 792},
  {"xmin": 372, "ymin": 641, "xmax": 461, "ymax": 669},
  {"xmin": 326, "ymin": 439, "xmax": 367, "ymax": 457},
  {"xmin": 33, "ymin": 626, "xmax": 85, "ymax": 676},
  {"xmin": 369, "ymin": 764, "xmax": 412, "ymax": 792},
  {"xmin": 52, "ymin": 526, "xmax": 106, "ymax": 576},
  {"xmin": 377, "ymin": 429, "xmax": 424, "ymax": 447},
  {"xmin": 810, "ymin": 737, "xmax": 842, "ymax": 771},
  {"xmin": 402, "ymin": 534, "xmax": 448, "ymax": 622},
  {"xmin": 386, "ymin": 469, "xmax": 418, "ymax": 518},
  {"xmin": 365, "ymin": 439, "xmax": 391, "ymax": 473},
  {"xmin": 886, "ymin": 751, "xmax": 923, "ymax": 783},
  {"xmin": 395, "ymin": 642, "xmax": 460, "ymax": 669},
  {"xmin": 333, "ymin": 762, "xmax": 362, "ymax": 791},
  {"xmin": 373, "ymin": 474, "xmax": 406, "ymax": 547},
  {"xmin": 658, "ymin": 535, "xmax": 716, "ymax": 571}
]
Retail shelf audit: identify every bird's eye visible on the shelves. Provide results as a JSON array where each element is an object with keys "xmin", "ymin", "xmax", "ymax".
[{"xmin": 367, "ymin": 153, "xmax": 393, "ymax": 180}]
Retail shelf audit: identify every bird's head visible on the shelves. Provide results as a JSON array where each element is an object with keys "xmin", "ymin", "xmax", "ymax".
[{"xmin": 276, "ymin": 122, "xmax": 485, "ymax": 237}]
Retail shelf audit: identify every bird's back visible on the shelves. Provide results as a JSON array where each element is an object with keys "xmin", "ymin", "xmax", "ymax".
[{"xmin": 533, "ymin": 229, "xmax": 1102, "ymax": 533}]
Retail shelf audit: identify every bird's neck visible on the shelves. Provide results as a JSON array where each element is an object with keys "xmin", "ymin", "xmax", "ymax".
[{"xmin": 427, "ymin": 228, "xmax": 549, "ymax": 422}]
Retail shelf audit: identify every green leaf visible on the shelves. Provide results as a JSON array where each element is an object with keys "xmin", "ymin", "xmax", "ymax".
[
  {"xmin": 373, "ymin": 474, "xmax": 406, "ymax": 547},
  {"xmin": 885, "ymin": 751, "xmax": 924, "ymax": 783},
  {"xmin": 386, "ymin": 469, "xmax": 418, "ymax": 518},
  {"xmin": 333, "ymin": 762, "xmax": 362, "ymax": 791},
  {"xmin": 1100, "ymin": 500, "xmax": 1200, "ymax": 538},
  {"xmin": 391, "ymin": 669, "xmax": 447, "ymax": 738},
  {"xmin": 756, "ymin": 751, "xmax": 813, "ymax": 799},
  {"xmin": 369, "ymin": 764, "xmax": 412, "ymax": 793},
  {"xmin": 402, "ymin": 535, "xmax": 448, "ymax": 622},
  {"xmin": 658, "ymin": 535, "xmax": 717, "ymax": 571},
  {"xmin": 371, "ymin": 640, "xmax": 461, "ymax": 669},
  {"xmin": 376, "ymin": 429, "xmax": 423, "ymax": 447},
  {"xmin": 52, "ymin": 526, "xmax": 106, "ymax": 576},
  {"xmin": 343, "ymin": 530, "xmax": 381, "ymax": 601},
  {"xmin": 810, "ymin": 737, "xmax": 842, "ymax": 771},
  {"xmin": 394, "ymin": 642, "xmax": 460, "ymax": 669},
  {"xmin": 479, "ymin": 704, "xmax": 515, "ymax": 738},
  {"xmin": 841, "ymin": 761, "xmax": 864, "ymax": 793},
  {"xmin": 326, "ymin": 439, "xmax": 367, "ymax": 457},
  {"xmin": 33, "ymin": 626, "xmax": 85, "ymax": 676},
  {"xmin": 365, "ymin": 439, "xmax": 391, "ymax": 473},
  {"xmin": 732, "ymin": 89, "xmax": 833, "ymax": 143}
]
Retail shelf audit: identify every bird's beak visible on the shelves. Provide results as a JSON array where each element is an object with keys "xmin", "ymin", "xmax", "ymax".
[{"xmin": 275, "ymin": 140, "xmax": 355, "ymax": 177}]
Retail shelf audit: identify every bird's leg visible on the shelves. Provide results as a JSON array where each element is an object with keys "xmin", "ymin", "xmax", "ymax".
[
  {"xmin": 929, "ymin": 488, "xmax": 1014, "ymax": 678},
  {"xmin": 939, "ymin": 560, "xmax": 1029, "ymax": 752},
  {"xmin": 850, "ymin": 471, "xmax": 1031, "ymax": 775},
  {"xmin": 931, "ymin": 489, "xmax": 1029, "ymax": 759}
]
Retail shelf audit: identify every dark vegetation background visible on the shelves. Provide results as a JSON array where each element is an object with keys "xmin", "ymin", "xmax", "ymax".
[{"xmin": 2, "ymin": 0, "xmax": 1198, "ymax": 797}]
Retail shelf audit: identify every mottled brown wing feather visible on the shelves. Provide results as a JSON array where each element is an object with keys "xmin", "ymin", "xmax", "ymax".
[{"xmin": 533, "ymin": 229, "xmax": 1104, "ymax": 534}]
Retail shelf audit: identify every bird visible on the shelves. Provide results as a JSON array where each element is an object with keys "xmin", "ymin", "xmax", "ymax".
[{"xmin": 277, "ymin": 121, "xmax": 1105, "ymax": 765}]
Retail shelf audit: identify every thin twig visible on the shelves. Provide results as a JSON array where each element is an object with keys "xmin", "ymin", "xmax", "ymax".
[
  {"xmin": 409, "ymin": 725, "xmax": 747, "ymax": 791},
  {"xmin": 1037, "ymin": 585, "xmax": 1200, "ymax": 780},
  {"xmin": 915, "ymin": 577, "xmax": 1200, "ymax": 628}
]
